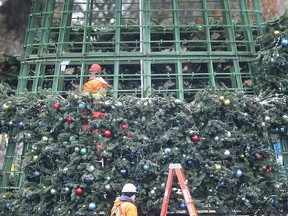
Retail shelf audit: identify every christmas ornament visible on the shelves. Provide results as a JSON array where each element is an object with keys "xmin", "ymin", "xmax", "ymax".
[
  {"xmin": 252, "ymin": 98, "xmax": 258, "ymax": 104},
  {"xmin": 214, "ymin": 136, "xmax": 219, "ymax": 141},
  {"xmin": 104, "ymin": 130, "xmax": 112, "ymax": 138},
  {"xmin": 150, "ymin": 189, "xmax": 156, "ymax": 195},
  {"xmin": 191, "ymin": 134, "xmax": 199, "ymax": 142},
  {"xmin": 219, "ymin": 96, "xmax": 225, "ymax": 101},
  {"xmin": 66, "ymin": 116, "xmax": 73, "ymax": 123},
  {"xmin": 215, "ymin": 164, "xmax": 221, "ymax": 171},
  {"xmin": 255, "ymin": 153, "xmax": 263, "ymax": 160},
  {"xmin": 75, "ymin": 147, "xmax": 80, "ymax": 152},
  {"xmin": 269, "ymin": 198, "xmax": 276, "ymax": 206},
  {"xmin": 53, "ymin": 103, "xmax": 61, "ymax": 110},
  {"xmin": 37, "ymin": 103, "xmax": 43, "ymax": 109},
  {"xmin": 33, "ymin": 155, "xmax": 38, "ymax": 161},
  {"xmin": 225, "ymin": 131, "xmax": 231, "ymax": 138},
  {"xmin": 235, "ymin": 169, "xmax": 243, "ymax": 177},
  {"xmin": 75, "ymin": 187, "xmax": 84, "ymax": 196},
  {"xmin": 223, "ymin": 99, "xmax": 230, "ymax": 106},
  {"xmin": 127, "ymin": 133, "xmax": 133, "ymax": 138},
  {"xmin": 120, "ymin": 168, "xmax": 128, "ymax": 177},
  {"xmin": 26, "ymin": 171, "xmax": 41, "ymax": 183},
  {"xmin": 281, "ymin": 39, "xmax": 288, "ymax": 46},
  {"xmin": 50, "ymin": 189, "xmax": 57, "ymax": 195},
  {"xmin": 186, "ymin": 160, "xmax": 193, "ymax": 166},
  {"xmin": 224, "ymin": 150, "xmax": 230, "ymax": 156},
  {"xmin": 274, "ymin": 30, "xmax": 280, "ymax": 36},
  {"xmin": 83, "ymin": 174, "xmax": 94, "ymax": 185},
  {"xmin": 3, "ymin": 202, "xmax": 11, "ymax": 210},
  {"xmin": 143, "ymin": 164, "xmax": 150, "ymax": 171},
  {"xmin": 80, "ymin": 148, "xmax": 87, "ymax": 155},
  {"xmin": 179, "ymin": 202, "xmax": 187, "ymax": 210},
  {"xmin": 2, "ymin": 103, "xmax": 10, "ymax": 111},
  {"xmin": 164, "ymin": 148, "xmax": 172, "ymax": 155},
  {"xmin": 105, "ymin": 184, "xmax": 111, "ymax": 190},
  {"xmin": 239, "ymin": 154, "xmax": 245, "ymax": 159},
  {"xmin": 88, "ymin": 165, "xmax": 95, "ymax": 172},
  {"xmin": 42, "ymin": 136, "xmax": 49, "ymax": 142},
  {"xmin": 264, "ymin": 116, "xmax": 270, "ymax": 122},
  {"xmin": 64, "ymin": 187, "xmax": 71, "ymax": 194},
  {"xmin": 18, "ymin": 121, "xmax": 24, "ymax": 129},
  {"xmin": 88, "ymin": 202, "xmax": 97, "ymax": 211},
  {"xmin": 266, "ymin": 167, "xmax": 272, "ymax": 172},
  {"xmin": 122, "ymin": 123, "xmax": 129, "ymax": 130},
  {"xmin": 78, "ymin": 103, "xmax": 86, "ymax": 109}
]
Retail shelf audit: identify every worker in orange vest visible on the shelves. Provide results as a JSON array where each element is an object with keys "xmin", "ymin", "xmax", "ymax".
[
  {"xmin": 83, "ymin": 64, "xmax": 110, "ymax": 99},
  {"xmin": 82, "ymin": 64, "xmax": 110, "ymax": 119},
  {"xmin": 110, "ymin": 183, "xmax": 138, "ymax": 216}
]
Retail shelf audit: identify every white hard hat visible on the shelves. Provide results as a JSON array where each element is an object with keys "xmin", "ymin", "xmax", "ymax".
[{"xmin": 122, "ymin": 183, "xmax": 137, "ymax": 193}]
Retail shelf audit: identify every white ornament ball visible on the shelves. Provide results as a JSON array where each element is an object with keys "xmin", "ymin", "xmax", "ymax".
[
  {"xmin": 88, "ymin": 165, "xmax": 95, "ymax": 172},
  {"xmin": 75, "ymin": 147, "xmax": 80, "ymax": 152},
  {"xmin": 50, "ymin": 189, "xmax": 57, "ymax": 195},
  {"xmin": 105, "ymin": 184, "xmax": 111, "ymax": 190},
  {"xmin": 261, "ymin": 122, "xmax": 265, "ymax": 127},
  {"xmin": 264, "ymin": 116, "xmax": 271, "ymax": 122},
  {"xmin": 224, "ymin": 150, "xmax": 230, "ymax": 156},
  {"xmin": 225, "ymin": 131, "xmax": 231, "ymax": 138},
  {"xmin": 150, "ymin": 189, "xmax": 156, "ymax": 195}
]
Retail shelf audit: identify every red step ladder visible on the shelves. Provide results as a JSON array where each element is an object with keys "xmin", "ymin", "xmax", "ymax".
[{"xmin": 160, "ymin": 164, "xmax": 198, "ymax": 216}]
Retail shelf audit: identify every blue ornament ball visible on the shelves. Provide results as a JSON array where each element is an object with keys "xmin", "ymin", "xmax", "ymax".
[
  {"xmin": 281, "ymin": 39, "xmax": 288, "ymax": 46},
  {"xmin": 120, "ymin": 168, "xmax": 128, "ymax": 176},
  {"xmin": 164, "ymin": 148, "xmax": 172, "ymax": 155},
  {"xmin": 18, "ymin": 121, "xmax": 24, "ymax": 129},
  {"xmin": 186, "ymin": 160, "xmax": 193, "ymax": 166},
  {"xmin": 235, "ymin": 169, "xmax": 243, "ymax": 177},
  {"xmin": 88, "ymin": 202, "xmax": 97, "ymax": 211},
  {"xmin": 269, "ymin": 198, "xmax": 276, "ymax": 206},
  {"xmin": 78, "ymin": 103, "xmax": 86, "ymax": 109},
  {"xmin": 3, "ymin": 202, "xmax": 11, "ymax": 210},
  {"xmin": 143, "ymin": 164, "xmax": 150, "ymax": 171},
  {"xmin": 179, "ymin": 202, "xmax": 187, "ymax": 210}
]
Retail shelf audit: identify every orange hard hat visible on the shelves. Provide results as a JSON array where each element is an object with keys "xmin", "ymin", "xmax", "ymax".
[{"xmin": 89, "ymin": 64, "xmax": 102, "ymax": 73}]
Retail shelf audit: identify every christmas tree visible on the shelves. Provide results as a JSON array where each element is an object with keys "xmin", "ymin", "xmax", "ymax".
[{"xmin": 0, "ymin": 87, "xmax": 288, "ymax": 215}]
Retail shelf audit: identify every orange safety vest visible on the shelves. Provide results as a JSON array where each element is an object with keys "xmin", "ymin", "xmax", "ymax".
[
  {"xmin": 82, "ymin": 77, "xmax": 108, "ymax": 99},
  {"xmin": 110, "ymin": 201, "xmax": 138, "ymax": 216}
]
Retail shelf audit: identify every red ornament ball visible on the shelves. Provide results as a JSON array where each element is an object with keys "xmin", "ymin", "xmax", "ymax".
[
  {"xmin": 127, "ymin": 133, "xmax": 133, "ymax": 138},
  {"xmin": 66, "ymin": 116, "xmax": 73, "ymax": 124},
  {"xmin": 122, "ymin": 123, "xmax": 129, "ymax": 130},
  {"xmin": 37, "ymin": 103, "xmax": 43, "ymax": 109},
  {"xmin": 191, "ymin": 134, "xmax": 199, "ymax": 142},
  {"xmin": 104, "ymin": 130, "xmax": 112, "ymax": 138},
  {"xmin": 75, "ymin": 187, "xmax": 84, "ymax": 196},
  {"xmin": 53, "ymin": 103, "xmax": 61, "ymax": 110},
  {"xmin": 252, "ymin": 98, "xmax": 258, "ymax": 105},
  {"xmin": 266, "ymin": 167, "xmax": 272, "ymax": 172}
]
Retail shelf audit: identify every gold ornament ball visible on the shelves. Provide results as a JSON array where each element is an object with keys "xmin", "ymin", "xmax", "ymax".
[
  {"xmin": 215, "ymin": 164, "xmax": 222, "ymax": 170},
  {"xmin": 239, "ymin": 154, "xmax": 245, "ymax": 159},
  {"xmin": 282, "ymin": 115, "xmax": 288, "ymax": 123},
  {"xmin": 219, "ymin": 96, "xmax": 225, "ymax": 101},
  {"xmin": 2, "ymin": 103, "xmax": 10, "ymax": 111},
  {"xmin": 223, "ymin": 99, "xmax": 230, "ymax": 106},
  {"xmin": 274, "ymin": 30, "xmax": 280, "ymax": 36}
]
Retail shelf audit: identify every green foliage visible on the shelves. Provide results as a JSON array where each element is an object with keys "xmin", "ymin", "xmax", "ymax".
[{"xmin": 0, "ymin": 88, "xmax": 287, "ymax": 215}]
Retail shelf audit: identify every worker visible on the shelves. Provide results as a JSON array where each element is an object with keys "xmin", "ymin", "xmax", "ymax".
[
  {"xmin": 82, "ymin": 64, "xmax": 110, "ymax": 99},
  {"xmin": 82, "ymin": 64, "xmax": 111, "ymax": 118},
  {"xmin": 110, "ymin": 183, "xmax": 138, "ymax": 216}
]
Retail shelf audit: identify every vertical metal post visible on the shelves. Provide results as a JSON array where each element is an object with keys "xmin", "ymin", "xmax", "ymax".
[{"xmin": 139, "ymin": 0, "xmax": 144, "ymax": 98}]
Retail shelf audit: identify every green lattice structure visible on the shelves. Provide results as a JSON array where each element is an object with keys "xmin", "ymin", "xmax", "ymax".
[
  {"xmin": 17, "ymin": 0, "xmax": 264, "ymax": 100},
  {"xmin": 2, "ymin": 0, "xmax": 272, "ymax": 193}
]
